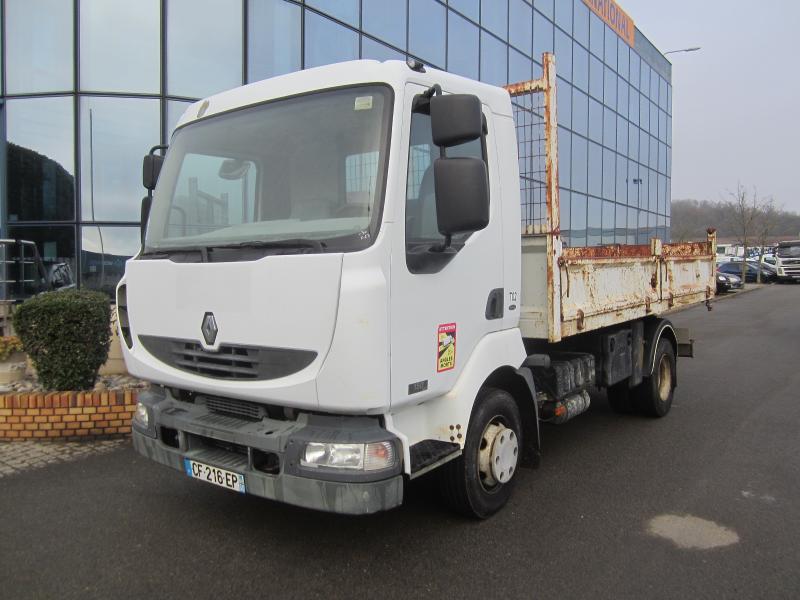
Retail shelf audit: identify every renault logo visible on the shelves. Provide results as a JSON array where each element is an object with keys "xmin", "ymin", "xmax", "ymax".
[{"xmin": 201, "ymin": 312, "xmax": 218, "ymax": 345}]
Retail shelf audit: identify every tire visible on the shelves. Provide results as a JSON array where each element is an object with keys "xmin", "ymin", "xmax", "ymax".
[
  {"xmin": 635, "ymin": 338, "xmax": 676, "ymax": 418},
  {"xmin": 438, "ymin": 388, "xmax": 522, "ymax": 519},
  {"xmin": 607, "ymin": 380, "xmax": 636, "ymax": 414}
]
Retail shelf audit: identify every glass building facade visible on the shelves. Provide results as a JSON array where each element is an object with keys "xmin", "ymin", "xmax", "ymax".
[{"xmin": 0, "ymin": 0, "xmax": 672, "ymax": 294}]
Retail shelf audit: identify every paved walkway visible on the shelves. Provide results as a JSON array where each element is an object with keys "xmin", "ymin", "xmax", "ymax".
[{"xmin": 0, "ymin": 439, "xmax": 127, "ymax": 478}]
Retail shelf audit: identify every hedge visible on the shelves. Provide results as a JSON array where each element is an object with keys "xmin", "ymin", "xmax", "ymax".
[{"xmin": 13, "ymin": 290, "xmax": 112, "ymax": 391}]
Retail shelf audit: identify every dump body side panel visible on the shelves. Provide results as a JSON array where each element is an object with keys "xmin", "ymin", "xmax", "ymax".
[{"xmin": 508, "ymin": 55, "xmax": 715, "ymax": 342}]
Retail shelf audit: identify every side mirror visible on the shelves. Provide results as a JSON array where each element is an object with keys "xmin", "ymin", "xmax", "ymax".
[
  {"xmin": 142, "ymin": 154, "xmax": 164, "ymax": 191},
  {"xmin": 434, "ymin": 157, "xmax": 489, "ymax": 237},
  {"xmin": 430, "ymin": 94, "xmax": 483, "ymax": 147}
]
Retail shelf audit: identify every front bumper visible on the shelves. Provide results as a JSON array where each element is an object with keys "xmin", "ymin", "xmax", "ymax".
[{"xmin": 132, "ymin": 389, "xmax": 403, "ymax": 515}]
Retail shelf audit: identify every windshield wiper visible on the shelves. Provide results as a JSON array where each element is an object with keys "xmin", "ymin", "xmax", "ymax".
[
  {"xmin": 141, "ymin": 239, "xmax": 327, "ymax": 263},
  {"xmin": 208, "ymin": 238, "xmax": 327, "ymax": 253}
]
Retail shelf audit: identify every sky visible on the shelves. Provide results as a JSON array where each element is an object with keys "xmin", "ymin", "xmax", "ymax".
[{"xmin": 623, "ymin": 0, "xmax": 800, "ymax": 212}]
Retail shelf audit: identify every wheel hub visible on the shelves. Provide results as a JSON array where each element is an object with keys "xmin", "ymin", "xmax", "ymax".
[
  {"xmin": 478, "ymin": 422, "xmax": 519, "ymax": 487},
  {"xmin": 658, "ymin": 354, "xmax": 672, "ymax": 402}
]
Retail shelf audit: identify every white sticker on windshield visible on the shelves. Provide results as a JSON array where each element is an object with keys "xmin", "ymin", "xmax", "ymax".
[{"xmin": 354, "ymin": 96, "xmax": 373, "ymax": 111}]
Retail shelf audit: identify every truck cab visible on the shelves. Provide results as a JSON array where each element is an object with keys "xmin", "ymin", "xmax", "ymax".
[
  {"xmin": 124, "ymin": 60, "xmax": 529, "ymax": 515},
  {"xmin": 774, "ymin": 241, "xmax": 800, "ymax": 282}
]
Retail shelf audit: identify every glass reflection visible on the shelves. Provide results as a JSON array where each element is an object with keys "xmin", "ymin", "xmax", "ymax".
[
  {"xmin": 555, "ymin": 30, "xmax": 573, "ymax": 80},
  {"xmin": 615, "ymin": 201, "xmax": 627, "ymax": 243},
  {"xmin": 363, "ymin": 0, "xmax": 406, "ymax": 50},
  {"xmin": 80, "ymin": 0, "xmax": 160, "ymax": 93},
  {"xmin": 362, "ymin": 38, "xmax": 405, "ymax": 62},
  {"xmin": 572, "ymin": 42, "xmax": 589, "ymax": 92},
  {"xmin": 573, "ymin": 0, "xmax": 590, "ymax": 47},
  {"xmin": 572, "ymin": 88, "xmax": 588, "ymax": 136},
  {"xmin": 604, "ymin": 66, "xmax": 617, "ymax": 108},
  {"xmin": 602, "ymin": 148, "xmax": 615, "ymax": 201},
  {"xmin": 248, "ymin": 0, "xmax": 301, "ymax": 82},
  {"xmin": 617, "ymin": 38, "xmax": 629, "ymax": 80},
  {"xmin": 449, "ymin": 0, "xmax": 479, "ymax": 22},
  {"xmin": 571, "ymin": 193, "xmax": 587, "ymax": 246},
  {"xmin": 603, "ymin": 107, "xmax": 615, "ymax": 150},
  {"xmin": 560, "ymin": 189, "xmax": 571, "ymax": 246},
  {"xmin": 589, "ymin": 55, "xmax": 603, "ymax": 100},
  {"xmin": 7, "ymin": 226, "xmax": 76, "ymax": 298},
  {"xmin": 80, "ymin": 97, "xmax": 160, "ymax": 222},
  {"xmin": 6, "ymin": 97, "xmax": 75, "ymax": 222},
  {"xmin": 588, "ymin": 99, "xmax": 602, "ymax": 143},
  {"xmin": 589, "ymin": 12, "xmax": 604, "ymax": 58},
  {"xmin": 306, "ymin": 0, "xmax": 359, "ymax": 27},
  {"xmin": 571, "ymin": 134, "xmax": 588, "ymax": 193},
  {"xmin": 533, "ymin": 11, "xmax": 553, "ymax": 58},
  {"xmin": 480, "ymin": 32, "xmax": 507, "ymax": 87},
  {"xmin": 167, "ymin": 100, "xmax": 194, "ymax": 140},
  {"xmin": 616, "ymin": 154, "xmax": 627, "ymax": 205},
  {"xmin": 482, "ymin": 0, "xmax": 508, "ymax": 40},
  {"xmin": 509, "ymin": 0, "xmax": 532, "ymax": 55},
  {"xmin": 305, "ymin": 11, "xmax": 359, "ymax": 68},
  {"xmin": 604, "ymin": 26, "xmax": 617, "ymax": 69},
  {"xmin": 535, "ymin": 0, "xmax": 555, "ymax": 21},
  {"xmin": 5, "ymin": 0, "xmax": 73, "ymax": 93},
  {"xmin": 409, "ymin": 0, "xmax": 446, "ymax": 67},
  {"xmin": 555, "ymin": 0, "xmax": 573, "ymax": 32},
  {"xmin": 602, "ymin": 200, "xmax": 615, "ymax": 244},
  {"xmin": 558, "ymin": 127, "xmax": 571, "ymax": 188},
  {"xmin": 167, "ymin": 0, "xmax": 242, "ymax": 98},
  {"xmin": 448, "ymin": 12, "xmax": 479, "ymax": 79},
  {"xmin": 627, "ymin": 207, "xmax": 638, "ymax": 244},
  {"xmin": 509, "ymin": 50, "xmax": 532, "ymax": 84},
  {"xmin": 558, "ymin": 80, "xmax": 572, "ymax": 130},
  {"xmin": 588, "ymin": 196, "xmax": 601, "ymax": 245},
  {"xmin": 588, "ymin": 141, "xmax": 602, "ymax": 197},
  {"xmin": 81, "ymin": 226, "xmax": 141, "ymax": 295}
]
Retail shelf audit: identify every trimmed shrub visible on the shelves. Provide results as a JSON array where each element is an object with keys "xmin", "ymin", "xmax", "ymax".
[{"xmin": 13, "ymin": 290, "xmax": 111, "ymax": 391}]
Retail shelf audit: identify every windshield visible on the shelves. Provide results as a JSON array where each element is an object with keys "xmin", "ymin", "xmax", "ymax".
[
  {"xmin": 777, "ymin": 243, "xmax": 800, "ymax": 258},
  {"xmin": 145, "ymin": 85, "xmax": 393, "ymax": 253}
]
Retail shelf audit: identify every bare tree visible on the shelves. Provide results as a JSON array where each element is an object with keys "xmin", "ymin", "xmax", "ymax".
[
  {"xmin": 754, "ymin": 198, "xmax": 778, "ymax": 283},
  {"xmin": 725, "ymin": 184, "xmax": 767, "ymax": 284}
]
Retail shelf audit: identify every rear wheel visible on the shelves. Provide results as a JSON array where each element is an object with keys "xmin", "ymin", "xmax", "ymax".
[
  {"xmin": 439, "ymin": 388, "xmax": 522, "ymax": 519},
  {"xmin": 635, "ymin": 338, "xmax": 675, "ymax": 418}
]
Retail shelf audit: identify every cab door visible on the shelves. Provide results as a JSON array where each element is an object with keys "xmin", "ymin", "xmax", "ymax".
[{"xmin": 389, "ymin": 84, "xmax": 505, "ymax": 407}]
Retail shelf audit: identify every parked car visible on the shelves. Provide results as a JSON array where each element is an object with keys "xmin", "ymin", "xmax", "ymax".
[
  {"xmin": 717, "ymin": 261, "xmax": 777, "ymax": 283},
  {"xmin": 716, "ymin": 271, "xmax": 743, "ymax": 293}
]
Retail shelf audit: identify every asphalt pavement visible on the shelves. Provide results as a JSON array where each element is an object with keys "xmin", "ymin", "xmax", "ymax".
[{"xmin": 2, "ymin": 284, "xmax": 799, "ymax": 599}]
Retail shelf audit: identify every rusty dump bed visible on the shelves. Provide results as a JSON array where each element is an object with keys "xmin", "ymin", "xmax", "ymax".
[{"xmin": 509, "ymin": 55, "xmax": 716, "ymax": 343}]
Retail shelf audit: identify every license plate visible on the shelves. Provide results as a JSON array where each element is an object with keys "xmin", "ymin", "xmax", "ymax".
[{"xmin": 183, "ymin": 458, "xmax": 246, "ymax": 493}]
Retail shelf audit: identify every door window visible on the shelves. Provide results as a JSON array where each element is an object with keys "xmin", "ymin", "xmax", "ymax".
[{"xmin": 404, "ymin": 109, "xmax": 486, "ymax": 273}]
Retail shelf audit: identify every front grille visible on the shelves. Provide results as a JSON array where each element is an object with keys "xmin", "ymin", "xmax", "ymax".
[
  {"xmin": 171, "ymin": 340, "xmax": 260, "ymax": 379},
  {"xmin": 203, "ymin": 396, "xmax": 264, "ymax": 421},
  {"xmin": 139, "ymin": 335, "xmax": 317, "ymax": 381}
]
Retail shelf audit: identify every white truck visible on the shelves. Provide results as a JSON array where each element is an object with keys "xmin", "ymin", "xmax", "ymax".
[
  {"xmin": 122, "ymin": 55, "xmax": 716, "ymax": 518},
  {"xmin": 774, "ymin": 240, "xmax": 800, "ymax": 282}
]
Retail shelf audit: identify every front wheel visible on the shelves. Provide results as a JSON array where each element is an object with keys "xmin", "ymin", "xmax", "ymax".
[
  {"xmin": 439, "ymin": 388, "xmax": 522, "ymax": 519},
  {"xmin": 635, "ymin": 338, "xmax": 676, "ymax": 418}
]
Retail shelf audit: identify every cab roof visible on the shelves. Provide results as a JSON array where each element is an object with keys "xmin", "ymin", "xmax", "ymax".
[{"xmin": 173, "ymin": 60, "xmax": 515, "ymax": 132}]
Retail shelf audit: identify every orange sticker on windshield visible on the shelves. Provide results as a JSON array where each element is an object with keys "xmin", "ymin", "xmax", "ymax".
[{"xmin": 437, "ymin": 323, "xmax": 456, "ymax": 372}]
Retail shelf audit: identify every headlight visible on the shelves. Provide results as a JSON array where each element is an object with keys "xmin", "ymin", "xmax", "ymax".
[
  {"xmin": 717, "ymin": 275, "xmax": 726, "ymax": 282},
  {"xmin": 134, "ymin": 402, "xmax": 149, "ymax": 428},
  {"xmin": 302, "ymin": 441, "xmax": 396, "ymax": 471}
]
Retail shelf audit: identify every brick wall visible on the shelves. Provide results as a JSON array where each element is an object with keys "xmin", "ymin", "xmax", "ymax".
[{"xmin": 0, "ymin": 390, "xmax": 139, "ymax": 441}]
